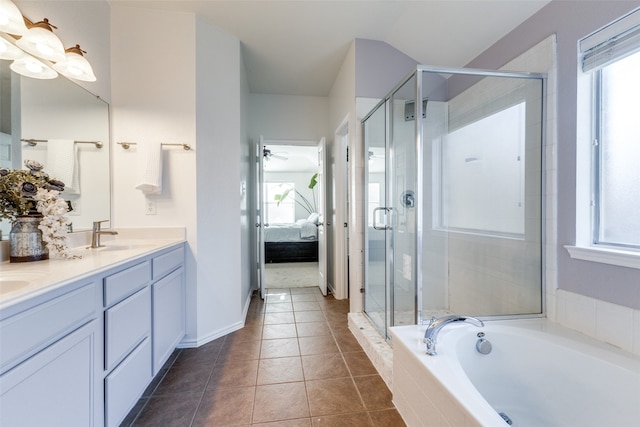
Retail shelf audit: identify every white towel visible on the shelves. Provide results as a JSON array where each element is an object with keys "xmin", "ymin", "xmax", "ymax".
[
  {"xmin": 46, "ymin": 139, "xmax": 80, "ymax": 194},
  {"xmin": 135, "ymin": 141, "xmax": 163, "ymax": 195}
]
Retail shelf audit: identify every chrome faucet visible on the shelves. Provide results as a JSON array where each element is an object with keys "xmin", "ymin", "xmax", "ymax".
[
  {"xmin": 90, "ymin": 220, "xmax": 118, "ymax": 248},
  {"xmin": 423, "ymin": 315, "xmax": 484, "ymax": 356}
]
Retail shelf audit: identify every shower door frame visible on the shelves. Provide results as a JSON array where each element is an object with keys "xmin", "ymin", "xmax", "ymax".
[
  {"xmin": 362, "ymin": 65, "xmax": 547, "ymax": 339},
  {"xmin": 362, "ymin": 71, "xmax": 420, "ymax": 340},
  {"xmin": 414, "ymin": 65, "xmax": 548, "ymax": 325}
]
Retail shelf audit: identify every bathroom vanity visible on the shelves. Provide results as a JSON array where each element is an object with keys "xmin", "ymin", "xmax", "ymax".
[{"xmin": 0, "ymin": 235, "xmax": 186, "ymax": 427}]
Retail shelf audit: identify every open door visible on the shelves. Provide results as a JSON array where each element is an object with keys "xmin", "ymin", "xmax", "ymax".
[
  {"xmin": 317, "ymin": 137, "xmax": 328, "ymax": 296},
  {"xmin": 256, "ymin": 137, "xmax": 266, "ymax": 299}
]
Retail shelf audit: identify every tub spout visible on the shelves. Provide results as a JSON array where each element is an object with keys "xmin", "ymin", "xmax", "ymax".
[{"xmin": 424, "ymin": 315, "xmax": 484, "ymax": 356}]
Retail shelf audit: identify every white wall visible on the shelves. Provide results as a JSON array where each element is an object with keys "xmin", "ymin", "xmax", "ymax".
[
  {"xmin": 195, "ymin": 16, "xmax": 248, "ymax": 344},
  {"xmin": 111, "ymin": 5, "xmax": 249, "ymax": 346},
  {"xmin": 248, "ymin": 94, "xmax": 329, "ymax": 142},
  {"xmin": 111, "ymin": 4, "xmax": 198, "ymax": 340}
]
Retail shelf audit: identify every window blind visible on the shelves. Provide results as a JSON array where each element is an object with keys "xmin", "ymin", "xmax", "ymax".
[{"xmin": 581, "ymin": 7, "xmax": 640, "ymax": 72}]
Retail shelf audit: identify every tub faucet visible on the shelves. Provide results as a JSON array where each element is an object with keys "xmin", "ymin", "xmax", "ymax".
[
  {"xmin": 90, "ymin": 220, "xmax": 118, "ymax": 248},
  {"xmin": 423, "ymin": 315, "xmax": 484, "ymax": 356}
]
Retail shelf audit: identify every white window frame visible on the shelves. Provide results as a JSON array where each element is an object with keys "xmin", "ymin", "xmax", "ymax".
[
  {"xmin": 264, "ymin": 182, "xmax": 296, "ymax": 224},
  {"xmin": 567, "ymin": 7, "xmax": 640, "ymax": 269}
]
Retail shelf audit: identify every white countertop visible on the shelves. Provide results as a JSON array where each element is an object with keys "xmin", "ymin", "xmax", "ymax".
[{"xmin": 0, "ymin": 228, "xmax": 185, "ymax": 310}]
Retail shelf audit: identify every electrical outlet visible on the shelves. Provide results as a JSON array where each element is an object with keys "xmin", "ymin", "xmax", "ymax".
[{"xmin": 145, "ymin": 198, "xmax": 157, "ymax": 215}]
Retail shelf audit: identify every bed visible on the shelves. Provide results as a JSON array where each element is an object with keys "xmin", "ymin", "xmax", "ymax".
[{"xmin": 264, "ymin": 219, "xmax": 318, "ymax": 263}]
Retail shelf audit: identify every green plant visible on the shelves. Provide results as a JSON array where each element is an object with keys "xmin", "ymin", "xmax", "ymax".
[{"xmin": 274, "ymin": 173, "xmax": 318, "ymax": 215}]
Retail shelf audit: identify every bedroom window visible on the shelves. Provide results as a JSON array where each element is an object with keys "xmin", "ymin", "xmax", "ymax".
[
  {"xmin": 265, "ymin": 182, "xmax": 296, "ymax": 224},
  {"xmin": 368, "ymin": 182, "xmax": 381, "ymax": 227}
]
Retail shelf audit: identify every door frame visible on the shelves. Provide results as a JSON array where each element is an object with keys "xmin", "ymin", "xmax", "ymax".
[
  {"xmin": 257, "ymin": 138, "xmax": 327, "ymax": 295},
  {"xmin": 332, "ymin": 117, "xmax": 350, "ymax": 300}
]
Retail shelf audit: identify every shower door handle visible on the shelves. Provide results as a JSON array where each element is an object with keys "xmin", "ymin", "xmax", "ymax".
[{"xmin": 372, "ymin": 207, "xmax": 391, "ymax": 230}]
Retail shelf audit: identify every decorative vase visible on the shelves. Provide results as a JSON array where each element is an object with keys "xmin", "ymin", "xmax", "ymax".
[{"xmin": 9, "ymin": 215, "xmax": 49, "ymax": 263}]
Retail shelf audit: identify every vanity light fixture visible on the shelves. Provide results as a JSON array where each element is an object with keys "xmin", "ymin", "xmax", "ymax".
[
  {"xmin": 0, "ymin": 0, "xmax": 27, "ymax": 36},
  {"xmin": 16, "ymin": 18, "xmax": 66, "ymax": 63},
  {"xmin": 10, "ymin": 55, "xmax": 57, "ymax": 79},
  {"xmin": 0, "ymin": 34, "xmax": 22, "ymax": 59},
  {"xmin": 53, "ymin": 44, "xmax": 96, "ymax": 82}
]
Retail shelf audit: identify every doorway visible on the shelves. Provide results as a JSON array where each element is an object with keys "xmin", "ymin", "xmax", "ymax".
[{"xmin": 257, "ymin": 138, "xmax": 328, "ymax": 298}]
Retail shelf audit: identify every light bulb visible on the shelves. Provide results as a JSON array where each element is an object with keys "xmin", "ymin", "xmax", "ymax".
[
  {"xmin": 24, "ymin": 59, "xmax": 42, "ymax": 73},
  {"xmin": 35, "ymin": 42, "xmax": 53, "ymax": 57}
]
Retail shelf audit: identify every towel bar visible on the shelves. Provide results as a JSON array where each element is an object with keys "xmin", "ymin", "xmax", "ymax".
[
  {"xmin": 21, "ymin": 139, "xmax": 103, "ymax": 149},
  {"xmin": 117, "ymin": 142, "xmax": 191, "ymax": 151}
]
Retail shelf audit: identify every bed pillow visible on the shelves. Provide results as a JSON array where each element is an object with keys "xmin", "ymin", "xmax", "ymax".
[
  {"xmin": 307, "ymin": 212, "xmax": 320, "ymax": 224},
  {"xmin": 296, "ymin": 219, "xmax": 307, "ymax": 225}
]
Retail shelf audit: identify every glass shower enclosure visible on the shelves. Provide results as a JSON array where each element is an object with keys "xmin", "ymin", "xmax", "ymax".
[{"xmin": 363, "ymin": 66, "xmax": 545, "ymax": 340}]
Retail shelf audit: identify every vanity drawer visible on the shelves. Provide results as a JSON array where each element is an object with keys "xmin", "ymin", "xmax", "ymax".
[
  {"xmin": 104, "ymin": 260, "xmax": 151, "ymax": 307},
  {"xmin": 0, "ymin": 282, "xmax": 97, "ymax": 372},
  {"xmin": 105, "ymin": 286, "xmax": 151, "ymax": 371},
  {"xmin": 105, "ymin": 337, "xmax": 152, "ymax": 427},
  {"xmin": 152, "ymin": 246, "xmax": 184, "ymax": 280}
]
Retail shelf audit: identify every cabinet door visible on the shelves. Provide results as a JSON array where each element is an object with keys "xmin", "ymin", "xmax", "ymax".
[
  {"xmin": 105, "ymin": 286, "xmax": 151, "ymax": 371},
  {"xmin": 0, "ymin": 320, "xmax": 100, "ymax": 427},
  {"xmin": 105, "ymin": 338, "xmax": 152, "ymax": 427},
  {"xmin": 152, "ymin": 267, "xmax": 185, "ymax": 374}
]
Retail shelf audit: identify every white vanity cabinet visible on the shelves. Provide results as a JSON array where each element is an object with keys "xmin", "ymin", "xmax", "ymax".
[
  {"xmin": 103, "ymin": 244, "xmax": 185, "ymax": 427},
  {"xmin": 0, "ymin": 241, "xmax": 186, "ymax": 427},
  {"xmin": 0, "ymin": 280, "xmax": 103, "ymax": 427},
  {"xmin": 103, "ymin": 261, "xmax": 152, "ymax": 427},
  {"xmin": 151, "ymin": 246, "xmax": 185, "ymax": 374}
]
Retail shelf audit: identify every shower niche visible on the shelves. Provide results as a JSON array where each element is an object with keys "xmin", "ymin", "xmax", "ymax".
[{"xmin": 363, "ymin": 66, "xmax": 545, "ymax": 339}]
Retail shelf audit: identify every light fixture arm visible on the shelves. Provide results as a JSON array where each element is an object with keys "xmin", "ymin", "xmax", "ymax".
[
  {"xmin": 66, "ymin": 44, "xmax": 86, "ymax": 55},
  {"xmin": 25, "ymin": 17, "xmax": 58, "ymax": 32}
]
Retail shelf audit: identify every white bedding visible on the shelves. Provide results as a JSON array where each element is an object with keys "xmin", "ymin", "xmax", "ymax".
[{"xmin": 264, "ymin": 222, "xmax": 317, "ymax": 242}]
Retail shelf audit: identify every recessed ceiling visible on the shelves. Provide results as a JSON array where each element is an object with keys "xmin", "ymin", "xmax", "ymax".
[{"xmin": 112, "ymin": 0, "xmax": 550, "ymax": 96}]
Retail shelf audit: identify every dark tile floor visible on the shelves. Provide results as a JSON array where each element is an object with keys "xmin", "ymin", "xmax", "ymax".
[{"xmin": 122, "ymin": 287, "xmax": 405, "ymax": 427}]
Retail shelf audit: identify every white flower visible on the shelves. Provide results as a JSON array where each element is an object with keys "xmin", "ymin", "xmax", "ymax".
[{"xmin": 33, "ymin": 188, "xmax": 80, "ymax": 260}]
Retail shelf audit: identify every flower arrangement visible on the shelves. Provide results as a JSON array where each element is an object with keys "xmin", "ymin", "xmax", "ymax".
[{"xmin": 0, "ymin": 160, "xmax": 78, "ymax": 259}]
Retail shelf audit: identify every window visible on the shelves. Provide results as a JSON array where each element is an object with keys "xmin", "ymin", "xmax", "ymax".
[
  {"xmin": 367, "ymin": 182, "xmax": 381, "ymax": 227},
  {"xmin": 595, "ymin": 52, "xmax": 640, "ymax": 247},
  {"xmin": 264, "ymin": 182, "xmax": 295, "ymax": 224},
  {"xmin": 438, "ymin": 102, "xmax": 526, "ymax": 236},
  {"xmin": 581, "ymin": 8, "xmax": 640, "ymax": 250}
]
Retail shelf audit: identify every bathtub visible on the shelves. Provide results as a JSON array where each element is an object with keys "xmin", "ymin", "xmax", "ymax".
[{"xmin": 390, "ymin": 319, "xmax": 640, "ymax": 427}]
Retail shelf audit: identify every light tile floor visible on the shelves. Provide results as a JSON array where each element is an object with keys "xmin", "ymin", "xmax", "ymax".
[{"xmin": 122, "ymin": 287, "xmax": 405, "ymax": 426}]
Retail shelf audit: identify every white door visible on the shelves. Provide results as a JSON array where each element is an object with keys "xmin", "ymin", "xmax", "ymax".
[
  {"xmin": 257, "ymin": 137, "xmax": 266, "ymax": 299},
  {"xmin": 317, "ymin": 137, "xmax": 328, "ymax": 296}
]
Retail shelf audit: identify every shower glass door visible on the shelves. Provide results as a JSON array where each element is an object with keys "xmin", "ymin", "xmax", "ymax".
[
  {"xmin": 363, "ymin": 65, "xmax": 545, "ymax": 340},
  {"xmin": 364, "ymin": 100, "xmax": 388, "ymax": 337},
  {"xmin": 364, "ymin": 74, "xmax": 418, "ymax": 339}
]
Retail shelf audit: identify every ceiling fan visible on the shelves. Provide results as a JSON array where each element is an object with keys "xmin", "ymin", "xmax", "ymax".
[{"xmin": 263, "ymin": 146, "xmax": 288, "ymax": 161}]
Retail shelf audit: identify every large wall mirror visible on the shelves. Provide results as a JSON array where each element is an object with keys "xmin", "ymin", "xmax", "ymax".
[{"xmin": 0, "ymin": 60, "xmax": 110, "ymax": 238}]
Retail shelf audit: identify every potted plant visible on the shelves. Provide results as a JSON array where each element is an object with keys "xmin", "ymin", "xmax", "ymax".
[{"xmin": 274, "ymin": 173, "xmax": 318, "ymax": 215}]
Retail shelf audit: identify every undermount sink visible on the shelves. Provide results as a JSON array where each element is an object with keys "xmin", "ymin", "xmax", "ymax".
[{"xmin": 88, "ymin": 241, "xmax": 153, "ymax": 252}]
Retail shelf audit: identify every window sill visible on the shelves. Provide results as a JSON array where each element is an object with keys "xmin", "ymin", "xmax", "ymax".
[{"xmin": 565, "ymin": 245, "xmax": 640, "ymax": 269}]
